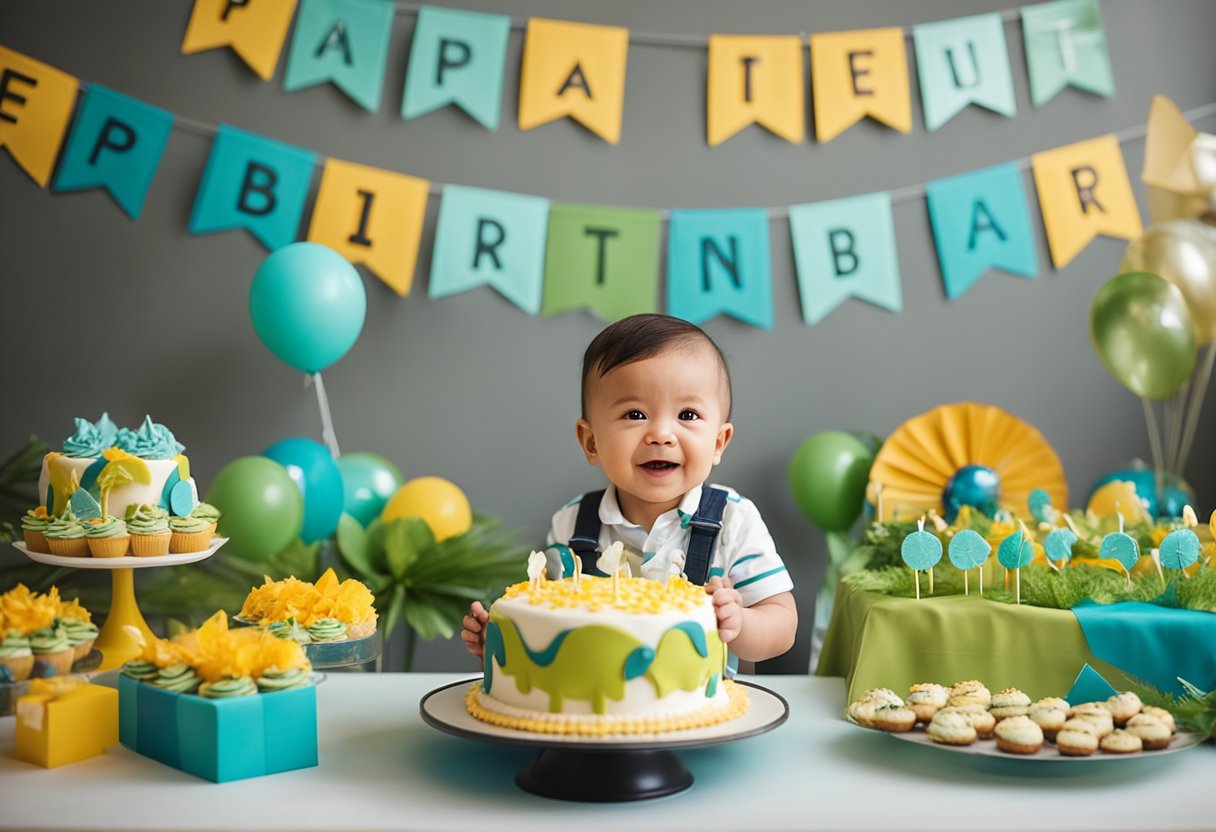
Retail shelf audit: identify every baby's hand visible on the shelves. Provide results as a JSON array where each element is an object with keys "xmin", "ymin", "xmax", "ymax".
[
  {"xmin": 460, "ymin": 601, "xmax": 489, "ymax": 660},
  {"xmin": 705, "ymin": 576, "xmax": 743, "ymax": 644}
]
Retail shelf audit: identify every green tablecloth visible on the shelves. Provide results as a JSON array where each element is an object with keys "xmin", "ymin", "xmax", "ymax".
[{"xmin": 817, "ymin": 581, "xmax": 1137, "ymax": 703}]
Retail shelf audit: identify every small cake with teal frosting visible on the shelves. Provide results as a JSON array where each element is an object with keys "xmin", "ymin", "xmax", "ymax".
[
  {"xmin": 21, "ymin": 506, "xmax": 52, "ymax": 554},
  {"xmin": 0, "ymin": 630, "xmax": 34, "ymax": 682},
  {"xmin": 83, "ymin": 515, "xmax": 129, "ymax": 558},
  {"xmin": 256, "ymin": 666, "xmax": 310, "ymax": 693},
  {"xmin": 306, "ymin": 618, "xmax": 347, "ymax": 643},
  {"xmin": 43, "ymin": 512, "xmax": 88, "ymax": 558},
  {"xmin": 125, "ymin": 503, "xmax": 171, "ymax": 557},
  {"xmin": 199, "ymin": 676, "xmax": 258, "ymax": 698},
  {"xmin": 168, "ymin": 514, "xmax": 212, "ymax": 554},
  {"xmin": 29, "ymin": 625, "xmax": 74, "ymax": 676},
  {"xmin": 60, "ymin": 617, "xmax": 99, "ymax": 660}
]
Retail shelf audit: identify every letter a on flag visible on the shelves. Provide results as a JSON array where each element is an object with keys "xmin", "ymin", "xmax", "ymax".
[
  {"xmin": 1032, "ymin": 134, "xmax": 1141, "ymax": 269},
  {"xmin": 284, "ymin": 0, "xmax": 395, "ymax": 112},
  {"xmin": 518, "ymin": 18, "xmax": 628, "ymax": 144},
  {"xmin": 706, "ymin": 35, "xmax": 805, "ymax": 147},
  {"xmin": 0, "ymin": 45, "xmax": 78, "ymax": 187},
  {"xmin": 182, "ymin": 0, "xmax": 300, "ymax": 81}
]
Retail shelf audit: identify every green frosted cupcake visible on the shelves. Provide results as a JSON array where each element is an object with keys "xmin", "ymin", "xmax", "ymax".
[
  {"xmin": 125, "ymin": 504, "xmax": 171, "ymax": 557},
  {"xmin": 83, "ymin": 515, "xmax": 129, "ymax": 558},
  {"xmin": 307, "ymin": 618, "xmax": 347, "ymax": 643},
  {"xmin": 199, "ymin": 676, "xmax": 257, "ymax": 698},
  {"xmin": 44, "ymin": 512, "xmax": 88, "ymax": 558},
  {"xmin": 256, "ymin": 666, "xmax": 310, "ymax": 693}
]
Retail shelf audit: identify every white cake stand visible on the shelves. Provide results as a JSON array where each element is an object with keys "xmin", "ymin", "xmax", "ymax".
[
  {"xmin": 420, "ymin": 677, "xmax": 789, "ymax": 802},
  {"xmin": 13, "ymin": 538, "xmax": 225, "ymax": 671}
]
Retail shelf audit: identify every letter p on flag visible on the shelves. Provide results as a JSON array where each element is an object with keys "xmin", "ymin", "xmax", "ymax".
[{"xmin": 0, "ymin": 45, "xmax": 78, "ymax": 187}]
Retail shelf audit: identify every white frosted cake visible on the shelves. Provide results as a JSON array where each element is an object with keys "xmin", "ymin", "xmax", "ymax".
[{"xmin": 468, "ymin": 575, "xmax": 748, "ymax": 735}]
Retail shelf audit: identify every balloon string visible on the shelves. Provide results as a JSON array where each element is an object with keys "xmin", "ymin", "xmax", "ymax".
[
  {"xmin": 1142, "ymin": 397, "xmax": 1166, "ymax": 479},
  {"xmin": 1166, "ymin": 385, "xmax": 1185, "ymax": 474},
  {"xmin": 310, "ymin": 372, "xmax": 342, "ymax": 459},
  {"xmin": 1177, "ymin": 342, "xmax": 1216, "ymax": 475}
]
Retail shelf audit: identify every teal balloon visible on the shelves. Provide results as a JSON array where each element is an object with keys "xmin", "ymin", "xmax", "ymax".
[
  {"xmin": 1099, "ymin": 532, "xmax": 1140, "ymax": 572},
  {"xmin": 788, "ymin": 431, "xmax": 876, "ymax": 533},
  {"xmin": 948, "ymin": 529, "xmax": 990, "ymax": 570},
  {"xmin": 249, "ymin": 242, "xmax": 366, "ymax": 373},
  {"xmin": 337, "ymin": 452, "xmax": 403, "ymax": 527},
  {"xmin": 1158, "ymin": 529, "xmax": 1200, "ymax": 571},
  {"xmin": 1089, "ymin": 468, "xmax": 1196, "ymax": 519},
  {"xmin": 205, "ymin": 456, "xmax": 303, "ymax": 561},
  {"xmin": 263, "ymin": 438, "xmax": 345, "ymax": 543},
  {"xmin": 942, "ymin": 464, "xmax": 1000, "ymax": 523},
  {"xmin": 901, "ymin": 529, "xmax": 943, "ymax": 571},
  {"xmin": 997, "ymin": 531, "xmax": 1034, "ymax": 569},
  {"xmin": 1045, "ymin": 528, "xmax": 1078, "ymax": 565}
]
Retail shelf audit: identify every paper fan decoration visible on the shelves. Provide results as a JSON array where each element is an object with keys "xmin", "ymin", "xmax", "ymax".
[{"xmin": 867, "ymin": 402, "xmax": 1068, "ymax": 523}]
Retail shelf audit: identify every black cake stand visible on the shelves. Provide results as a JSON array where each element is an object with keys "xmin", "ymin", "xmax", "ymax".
[{"xmin": 419, "ymin": 677, "xmax": 788, "ymax": 802}]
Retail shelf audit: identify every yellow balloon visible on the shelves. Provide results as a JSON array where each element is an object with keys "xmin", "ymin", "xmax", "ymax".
[
  {"xmin": 1086, "ymin": 481, "xmax": 1151, "ymax": 524},
  {"xmin": 381, "ymin": 476, "xmax": 472, "ymax": 541},
  {"xmin": 1120, "ymin": 220, "xmax": 1216, "ymax": 344}
]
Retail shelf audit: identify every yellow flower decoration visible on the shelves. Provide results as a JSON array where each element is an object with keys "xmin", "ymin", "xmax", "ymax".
[
  {"xmin": 0, "ymin": 584, "xmax": 57, "ymax": 634},
  {"xmin": 238, "ymin": 569, "xmax": 377, "ymax": 628},
  {"xmin": 138, "ymin": 610, "xmax": 310, "ymax": 683}
]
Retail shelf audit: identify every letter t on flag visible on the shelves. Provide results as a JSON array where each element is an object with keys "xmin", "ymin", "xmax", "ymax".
[
  {"xmin": 402, "ymin": 5, "xmax": 511, "ymax": 130},
  {"xmin": 0, "ymin": 45, "xmax": 79, "ymax": 187},
  {"xmin": 1021, "ymin": 0, "xmax": 1114, "ymax": 108},
  {"xmin": 181, "ymin": 0, "xmax": 300, "ymax": 81},
  {"xmin": 706, "ymin": 35, "xmax": 805, "ymax": 147},
  {"xmin": 518, "ymin": 18, "xmax": 629, "ymax": 144}
]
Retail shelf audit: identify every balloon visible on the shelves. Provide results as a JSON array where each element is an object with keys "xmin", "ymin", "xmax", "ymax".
[
  {"xmin": 1088, "ymin": 468, "xmax": 1195, "ymax": 519},
  {"xmin": 1120, "ymin": 220, "xmax": 1216, "ymax": 344},
  {"xmin": 381, "ymin": 476, "xmax": 471, "ymax": 542},
  {"xmin": 941, "ymin": 465, "xmax": 1000, "ymax": 523},
  {"xmin": 249, "ymin": 242, "xmax": 366, "ymax": 373},
  {"xmin": 205, "ymin": 456, "xmax": 303, "ymax": 561},
  {"xmin": 337, "ymin": 453, "xmax": 403, "ymax": 527},
  {"xmin": 788, "ymin": 431, "xmax": 876, "ymax": 533},
  {"xmin": 1089, "ymin": 272, "xmax": 1198, "ymax": 400},
  {"xmin": 263, "ymin": 438, "xmax": 345, "ymax": 543}
]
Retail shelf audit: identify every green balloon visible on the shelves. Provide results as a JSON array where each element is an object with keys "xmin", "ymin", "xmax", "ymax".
[
  {"xmin": 788, "ymin": 431, "xmax": 876, "ymax": 532},
  {"xmin": 1090, "ymin": 272, "xmax": 1198, "ymax": 400},
  {"xmin": 205, "ymin": 456, "xmax": 303, "ymax": 562}
]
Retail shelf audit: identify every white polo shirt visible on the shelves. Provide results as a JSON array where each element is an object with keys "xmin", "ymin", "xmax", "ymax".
[{"xmin": 543, "ymin": 483, "xmax": 793, "ymax": 607}]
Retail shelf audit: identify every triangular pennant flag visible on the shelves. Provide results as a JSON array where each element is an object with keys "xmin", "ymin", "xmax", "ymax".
[
  {"xmin": 1021, "ymin": 0, "xmax": 1114, "ymax": 107},
  {"xmin": 283, "ymin": 0, "xmax": 394, "ymax": 111},
  {"xmin": 1031, "ymin": 134, "xmax": 1141, "ymax": 269},
  {"xmin": 306, "ymin": 158, "xmax": 429, "ymax": 296},
  {"xmin": 181, "ymin": 0, "xmax": 300, "ymax": 81},
  {"xmin": 1064, "ymin": 663, "xmax": 1119, "ymax": 705},
  {"xmin": 912, "ymin": 13, "xmax": 1016, "ymax": 131},
  {"xmin": 430, "ymin": 185, "xmax": 550, "ymax": 314},
  {"xmin": 789, "ymin": 192, "xmax": 902, "ymax": 324},
  {"xmin": 810, "ymin": 27, "xmax": 911, "ymax": 142},
  {"xmin": 402, "ymin": 5, "xmax": 511, "ymax": 130},
  {"xmin": 188, "ymin": 124, "xmax": 318, "ymax": 250},
  {"xmin": 706, "ymin": 35, "xmax": 805, "ymax": 147},
  {"xmin": 0, "ymin": 45, "xmax": 79, "ymax": 187},
  {"xmin": 53, "ymin": 85, "xmax": 174, "ymax": 220},
  {"xmin": 667, "ymin": 209, "xmax": 773, "ymax": 329},
  {"xmin": 925, "ymin": 162, "xmax": 1038, "ymax": 299},
  {"xmin": 518, "ymin": 18, "xmax": 629, "ymax": 144},
  {"xmin": 542, "ymin": 204, "xmax": 660, "ymax": 320}
]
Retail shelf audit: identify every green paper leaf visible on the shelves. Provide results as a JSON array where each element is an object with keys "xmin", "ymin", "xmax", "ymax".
[
  {"xmin": 382, "ymin": 584, "xmax": 406, "ymax": 639},
  {"xmin": 336, "ymin": 512, "xmax": 376, "ymax": 578},
  {"xmin": 383, "ymin": 518, "xmax": 434, "ymax": 580}
]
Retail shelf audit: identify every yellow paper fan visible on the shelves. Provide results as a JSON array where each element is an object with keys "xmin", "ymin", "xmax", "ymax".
[{"xmin": 868, "ymin": 402, "xmax": 1068, "ymax": 523}]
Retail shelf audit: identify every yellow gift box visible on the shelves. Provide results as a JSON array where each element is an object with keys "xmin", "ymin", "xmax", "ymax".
[{"xmin": 14, "ymin": 679, "xmax": 118, "ymax": 768}]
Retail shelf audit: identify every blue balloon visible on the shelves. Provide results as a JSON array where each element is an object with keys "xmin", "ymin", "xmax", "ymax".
[
  {"xmin": 1088, "ymin": 467, "xmax": 1195, "ymax": 519},
  {"xmin": 337, "ymin": 453, "xmax": 404, "ymax": 527},
  {"xmin": 263, "ymin": 438, "xmax": 345, "ymax": 543},
  {"xmin": 942, "ymin": 464, "xmax": 1001, "ymax": 523},
  {"xmin": 250, "ymin": 242, "xmax": 366, "ymax": 373}
]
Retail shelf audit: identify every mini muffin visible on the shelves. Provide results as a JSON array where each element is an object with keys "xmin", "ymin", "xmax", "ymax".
[
  {"xmin": 168, "ymin": 514, "xmax": 212, "ymax": 553},
  {"xmin": 938, "ymin": 704, "xmax": 996, "ymax": 739},
  {"xmin": 190, "ymin": 501, "xmax": 222, "ymax": 537},
  {"xmin": 1125, "ymin": 713, "xmax": 1172, "ymax": 750},
  {"xmin": 1033, "ymin": 696, "xmax": 1071, "ymax": 712},
  {"xmin": 1027, "ymin": 704, "xmax": 1067, "ymax": 741},
  {"xmin": 858, "ymin": 688, "xmax": 904, "ymax": 707},
  {"xmin": 989, "ymin": 687, "xmax": 1031, "ymax": 721},
  {"xmin": 994, "ymin": 715, "xmax": 1044, "ymax": 754},
  {"xmin": 1140, "ymin": 706, "xmax": 1176, "ymax": 734},
  {"xmin": 870, "ymin": 704, "xmax": 917, "ymax": 732},
  {"xmin": 0, "ymin": 630, "xmax": 34, "ymax": 682},
  {"xmin": 43, "ymin": 512, "xmax": 89, "ymax": 557},
  {"xmin": 1056, "ymin": 720, "xmax": 1100, "ymax": 756},
  {"xmin": 1100, "ymin": 729, "xmax": 1143, "ymax": 754},
  {"xmin": 909, "ymin": 682, "xmax": 950, "ymax": 698},
  {"xmin": 947, "ymin": 680, "xmax": 991, "ymax": 708},
  {"xmin": 125, "ymin": 503, "xmax": 171, "ymax": 557},
  {"xmin": 21, "ymin": 506, "xmax": 52, "ymax": 553},
  {"xmin": 29, "ymin": 626, "xmax": 74, "ymax": 676},
  {"xmin": 847, "ymin": 699, "xmax": 881, "ymax": 727},
  {"xmin": 1068, "ymin": 703, "xmax": 1114, "ymax": 738},
  {"xmin": 1105, "ymin": 691, "xmax": 1143, "ymax": 725},
  {"xmin": 83, "ymin": 515, "xmax": 129, "ymax": 558},
  {"xmin": 927, "ymin": 711, "xmax": 977, "ymax": 745},
  {"xmin": 907, "ymin": 687, "xmax": 949, "ymax": 723}
]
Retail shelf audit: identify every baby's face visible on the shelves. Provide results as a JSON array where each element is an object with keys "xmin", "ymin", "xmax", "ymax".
[{"xmin": 577, "ymin": 342, "xmax": 733, "ymax": 525}]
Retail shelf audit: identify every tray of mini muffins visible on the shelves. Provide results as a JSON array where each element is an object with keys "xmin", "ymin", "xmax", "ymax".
[{"xmin": 847, "ymin": 680, "xmax": 1204, "ymax": 760}]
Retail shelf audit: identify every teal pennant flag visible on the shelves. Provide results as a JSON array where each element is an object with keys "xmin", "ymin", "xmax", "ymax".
[
  {"xmin": 52, "ymin": 85, "xmax": 174, "ymax": 220},
  {"xmin": 402, "ymin": 5, "xmax": 511, "ymax": 130},
  {"xmin": 284, "ymin": 0, "xmax": 395, "ymax": 112},
  {"xmin": 430, "ymin": 185, "xmax": 550, "ymax": 315},
  {"xmin": 925, "ymin": 162, "xmax": 1038, "ymax": 300},
  {"xmin": 188, "ymin": 124, "xmax": 317, "ymax": 250},
  {"xmin": 1021, "ymin": 0, "xmax": 1114, "ymax": 107},
  {"xmin": 912, "ymin": 13, "xmax": 1016, "ymax": 131},
  {"xmin": 789, "ymin": 193, "xmax": 902, "ymax": 325},
  {"xmin": 667, "ymin": 209, "xmax": 773, "ymax": 329}
]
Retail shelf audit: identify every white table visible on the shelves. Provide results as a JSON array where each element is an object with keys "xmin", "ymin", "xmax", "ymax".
[{"xmin": 1, "ymin": 674, "xmax": 1212, "ymax": 831}]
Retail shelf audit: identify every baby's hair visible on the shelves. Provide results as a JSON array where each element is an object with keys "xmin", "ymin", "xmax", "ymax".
[{"xmin": 581, "ymin": 313, "xmax": 732, "ymax": 418}]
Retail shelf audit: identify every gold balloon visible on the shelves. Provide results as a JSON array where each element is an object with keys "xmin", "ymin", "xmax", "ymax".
[{"xmin": 1120, "ymin": 220, "xmax": 1216, "ymax": 344}]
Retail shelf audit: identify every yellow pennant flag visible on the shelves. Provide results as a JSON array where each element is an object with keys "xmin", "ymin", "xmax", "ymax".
[
  {"xmin": 0, "ymin": 46, "xmax": 78, "ymax": 187},
  {"xmin": 707, "ymin": 35, "xmax": 805, "ymax": 147},
  {"xmin": 518, "ymin": 18, "xmax": 628, "ymax": 145},
  {"xmin": 1032, "ymin": 134, "xmax": 1142, "ymax": 269},
  {"xmin": 810, "ymin": 28, "xmax": 911, "ymax": 143},
  {"xmin": 181, "ymin": 0, "xmax": 299, "ymax": 81},
  {"xmin": 306, "ymin": 158, "xmax": 429, "ymax": 296}
]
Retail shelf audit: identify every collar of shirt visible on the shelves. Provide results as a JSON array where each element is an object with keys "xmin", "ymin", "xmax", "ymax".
[{"xmin": 598, "ymin": 485, "xmax": 705, "ymax": 576}]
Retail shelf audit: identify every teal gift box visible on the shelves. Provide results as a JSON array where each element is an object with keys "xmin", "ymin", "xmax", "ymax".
[{"xmin": 118, "ymin": 675, "xmax": 317, "ymax": 782}]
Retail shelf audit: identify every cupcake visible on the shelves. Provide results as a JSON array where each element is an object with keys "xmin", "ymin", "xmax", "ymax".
[
  {"xmin": 989, "ymin": 688, "xmax": 1032, "ymax": 721},
  {"xmin": 0, "ymin": 630, "xmax": 34, "ymax": 682},
  {"xmin": 125, "ymin": 503, "xmax": 171, "ymax": 556},
  {"xmin": 83, "ymin": 515, "xmax": 129, "ymax": 558},
  {"xmin": 906, "ymin": 685, "xmax": 949, "ymax": 723},
  {"xmin": 43, "ymin": 512, "xmax": 89, "ymax": 557},
  {"xmin": 121, "ymin": 659, "xmax": 160, "ymax": 682},
  {"xmin": 268, "ymin": 619, "xmax": 311, "ymax": 644},
  {"xmin": 938, "ymin": 704, "xmax": 995, "ymax": 739},
  {"xmin": 1068, "ymin": 703, "xmax": 1114, "ymax": 738},
  {"xmin": 168, "ymin": 514, "xmax": 212, "ymax": 553},
  {"xmin": 1105, "ymin": 691, "xmax": 1143, "ymax": 725},
  {"xmin": 60, "ymin": 617, "xmax": 99, "ymax": 661},
  {"xmin": 847, "ymin": 699, "xmax": 881, "ymax": 727},
  {"xmin": 199, "ymin": 676, "xmax": 257, "ymax": 698},
  {"xmin": 29, "ymin": 625, "xmax": 74, "ymax": 676},
  {"xmin": 21, "ymin": 506, "xmax": 52, "ymax": 553},
  {"xmin": 870, "ymin": 704, "xmax": 917, "ymax": 732},
  {"xmin": 1032, "ymin": 696, "xmax": 1070, "ymax": 712},
  {"xmin": 153, "ymin": 663, "xmax": 201, "ymax": 694},
  {"xmin": 947, "ymin": 680, "xmax": 991, "ymax": 708},
  {"xmin": 1027, "ymin": 703, "xmax": 1067, "ymax": 741},
  {"xmin": 190, "ymin": 502, "xmax": 222, "ymax": 537},
  {"xmin": 927, "ymin": 711, "xmax": 977, "ymax": 745},
  {"xmin": 994, "ymin": 715, "xmax": 1044, "ymax": 754},
  {"xmin": 256, "ymin": 666, "xmax": 310, "ymax": 693},
  {"xmin": 1100, "ymin": 729, "xmax": 1143, "ymax": 754},
  {"xmin": 1056, "ymin": 719, "xmax": 1100, "ymax": 756},
  {"xmin": 1140, "ymin": 706, "xmax": 1176, "ymax": 734},
  {"xmin": 307, "ymin": 618, "xmax": 347, "ymax": 643},
  {"xmin": 1125, "ymin": 713, "xmax": 1173, "ymax": 750}
]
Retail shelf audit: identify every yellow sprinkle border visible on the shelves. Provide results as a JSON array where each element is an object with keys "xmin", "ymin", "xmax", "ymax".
[{"xmin": 465, "ymin": 679, "xmax": 749, "ymax": 737}]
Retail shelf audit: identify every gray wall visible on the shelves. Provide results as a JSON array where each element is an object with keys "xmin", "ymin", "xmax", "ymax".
[{"xmin": 2, "ymin": 0, "xmax": 1214, "ymax": 673}]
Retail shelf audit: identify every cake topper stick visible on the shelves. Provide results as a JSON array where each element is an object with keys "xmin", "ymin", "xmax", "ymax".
[
  {"xmin": 596, "ymin": 541, "xmax": 627, "ymax": 602},
  {"xmin": 875, "ymin": 482, "xmax": 884, "ymax": 524},
  {"xmin": 997, "ymin": 524, "xmax": 1035, "ymax": 604},
  {"xmin": 1158, "ymin": 511, "xmax": 1202, "ymax": 582},
  {"xmin": 1098, "ymin": 506, "xmax": 1140, "ymax": 588},
  {"xmin": 901, "ymin": 518, "xmax": 943, "ymax": 602},
  {"xmin": 948, "ymin": 529, "xmax": 991, "ymax": 598},
  {"xmin": 526, "ymin": 550, "xmax": 547, "ymax": 593}
]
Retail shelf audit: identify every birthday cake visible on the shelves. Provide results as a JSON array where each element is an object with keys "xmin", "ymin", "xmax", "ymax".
[{"xmin": 467, "ymin": 574, "xmax": 748, "ymax": 735}]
